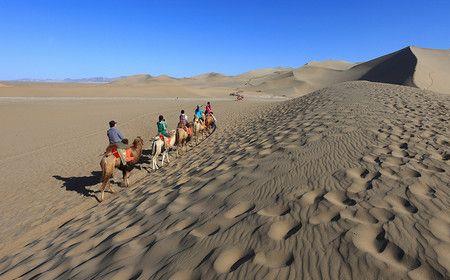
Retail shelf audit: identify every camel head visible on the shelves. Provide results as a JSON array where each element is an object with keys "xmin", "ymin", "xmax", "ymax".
[{"xmin": 132, "ymin": 137, "xmax": 144, "ymax": 148}]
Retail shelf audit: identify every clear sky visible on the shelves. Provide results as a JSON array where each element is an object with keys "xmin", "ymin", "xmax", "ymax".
[{"xmin": 1, "ymin": 0, "xmax": 449, "ymax": 80}]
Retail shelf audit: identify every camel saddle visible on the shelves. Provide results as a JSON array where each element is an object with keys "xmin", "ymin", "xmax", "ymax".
[
  {"xmin": 186, "ymin": 127, "xmax": 193, "ymax": 137},
  {"xmin": 111, "ymin": 146, "xmax": 134, "ymax": 162},
  {"xmin": 159, "ymin": 134, "xmax": 172, "ymax": 147}
]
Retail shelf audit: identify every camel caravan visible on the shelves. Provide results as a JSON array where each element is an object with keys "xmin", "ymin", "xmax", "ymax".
[{"xmin": 98, "ymin": 103, "xmax": 216, "ymax": 202}]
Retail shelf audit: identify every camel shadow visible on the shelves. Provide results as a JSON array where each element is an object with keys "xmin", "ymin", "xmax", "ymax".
[
  {"xmin": 53, "ymin": 171, "xmax": 102, "ymax": 200},
  {"xmin": 139, "ymin": 149, "xmax": 152, "ymax": 165}
]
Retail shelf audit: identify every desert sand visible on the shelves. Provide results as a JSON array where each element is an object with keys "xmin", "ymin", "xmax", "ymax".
[{"xmin": 0, "ymin": 47, "xmax": 450, "ymax": 279}]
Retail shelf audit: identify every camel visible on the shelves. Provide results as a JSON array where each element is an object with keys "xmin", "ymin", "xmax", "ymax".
[
  {"xmin": 193, "ymin": 118, "xmax": 206, "ymax": 144},
  {"xmin": 151, "ymin": 131, "xmax": 176, "ymax": 170},
  {"xmin": 176, "ymin": 127, "xmax": 190, "ymax": 155},
  {"xmin": 99, "ymin": 137, "xmax": 144, "ymax": 202},
  {"xmin": 205, "ymin": 114, "xmax": 215, "ymax": 132}
]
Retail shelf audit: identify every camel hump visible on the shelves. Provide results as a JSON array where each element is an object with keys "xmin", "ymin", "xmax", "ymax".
[{"xmin": 104, "ymin": 144, "xmax": 117, "ymax": 155}]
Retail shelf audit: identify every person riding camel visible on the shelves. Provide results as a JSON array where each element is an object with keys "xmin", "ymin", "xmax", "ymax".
[
  {"xmin": 178, "ymin": 109, "xmax": 189, "ymax": 129},
  {"xmin": 194, "ymin": 105, "xmax": 204, "ymax": 123},
  {"xmin": 107, "ymin": 120, "xmax": 127, "ymax": 166},
  {"xmin": 205, "ymin": 101, "xmax": 217, "ymax": 123},
  {"xmin": 157, "ymin": 115, "xmax": 170, "ymax": 138}
]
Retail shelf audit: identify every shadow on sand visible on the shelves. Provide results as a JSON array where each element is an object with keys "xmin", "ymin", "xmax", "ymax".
[{"xmin": 53, "ymin": 171, "xmax": 102, "ymax": 201}]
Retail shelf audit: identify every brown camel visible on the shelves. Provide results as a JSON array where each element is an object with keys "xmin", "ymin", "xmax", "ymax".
[
  {"xmin": 205, "ymin": 114, "xmax": 215, "ymax": 132},
  {"xmin": 193, "ymin": 118, "xmax": 206, "ymax": 144},
  {"xmin": 99, "ymin": 137, "xmax": 144, "ymax": 202},
  {"xmin": 176, "ymin": 127, "xmax": 189, "ymax": 154}
]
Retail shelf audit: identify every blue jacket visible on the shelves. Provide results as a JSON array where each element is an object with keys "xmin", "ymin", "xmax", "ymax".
[
  {"xmin": 195, "ymin": 109, "xmax": 203, "ymax": 119},
  {"xmin": 107, "ymin": 127, "xmax": 124, "ymax": 144}
]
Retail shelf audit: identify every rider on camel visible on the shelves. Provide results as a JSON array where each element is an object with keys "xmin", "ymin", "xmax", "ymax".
[
  {"xmin": 205, "ymin": 101, "xmax": 217, "ymax": 123},
  {"xmin": 194, "ymin": 105, "xmax": 204, "ymax": 123},
  {"xmin": 178, "ymin": 110, "xmax": 189, "ymax": 129},
  {"xmin": 107, "ymin": 120, "xmax": 127, "ymax": 166},
  {"xmin": 157, "ymin": 115, "xmax": 171, "ymax": 138}
]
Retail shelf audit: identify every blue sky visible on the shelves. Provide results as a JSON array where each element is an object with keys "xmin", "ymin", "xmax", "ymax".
[{"xmin": 0, "ymin": 0, "xmax": 449, "ymax": 79}]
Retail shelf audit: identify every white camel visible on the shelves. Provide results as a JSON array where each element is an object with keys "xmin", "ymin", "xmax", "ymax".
[{"xmin": 151, "ymin": 132, "xmax": 176, "ymax": 170}]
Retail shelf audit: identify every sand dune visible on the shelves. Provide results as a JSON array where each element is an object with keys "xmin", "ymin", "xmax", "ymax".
[
  {"xmin": 305, "ymin": 60, "xmax": 355, "ymax": 70},
  {"xmin": 1, "ymin": 81, "xmax": 449, "ymax": 279},
  {"xmin": 3, "ymin": 47, "xmax": 448, "ymax": 99},
  {"xmin": 246, "ymin": 47, "xmax": 450, "ymax": 96},
  {"xmin": 111, "ymin": 74, "xmax": 154, "ymax": 85}
]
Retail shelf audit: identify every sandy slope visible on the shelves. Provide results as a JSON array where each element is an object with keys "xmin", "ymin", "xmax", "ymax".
[
  {"xmin": 411, "ymin": 47, "xmax": 450, "ymax": 94},
  {"xmin": 0, "ymin": 98, "xmax": 271, "ymax": 250},
  {"xmin": 1, "ymin": 81, "xmax": 449, "ymax": 279},
  {"xmin": 239, "ymin": 47, "xmax": 450, "ymax": 97}
]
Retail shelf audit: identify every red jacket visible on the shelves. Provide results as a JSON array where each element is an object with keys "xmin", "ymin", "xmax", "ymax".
[{"xmin": 205, "ymin": 104, "xmax": 212, "ymax": 114}]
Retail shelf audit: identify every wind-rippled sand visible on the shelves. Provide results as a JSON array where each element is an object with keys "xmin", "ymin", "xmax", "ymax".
[{"xmin": 1, "ymin": 81, "xmax": 449, "ymax": 279}]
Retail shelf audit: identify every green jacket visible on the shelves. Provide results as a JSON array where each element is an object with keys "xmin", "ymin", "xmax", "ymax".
[{"xmin": 157, "ymin": 120, "xmax": 170, "ymax": 137}]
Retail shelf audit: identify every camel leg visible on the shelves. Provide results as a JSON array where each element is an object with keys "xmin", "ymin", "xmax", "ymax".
[
  {"xmin": 99, "ymin": 181, "xmax": 106, "ymax": 202},
  {"xmin": 166, "ymin": 151, "xmax": 170, "ymax": 163},
  {"xmin": 100, "ymin": 159, "xmax": 114, "ymax": 202},
  {"xmin": 108, "ymin": 181, "xmax": 116, "ymax": 193},
  {"xmin": 152, "ymin": 156, "xmax": 159, "ymax": 170},
  {"xmin": 161, "ymin": 152, "xmax": 165, "ymax": 166},
  {"xmin": 122, "ymin": 169, "xmax": 129, "ymax": 188}
]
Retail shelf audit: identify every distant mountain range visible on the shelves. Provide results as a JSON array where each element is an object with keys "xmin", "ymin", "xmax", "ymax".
[{"xmin": 9, "ymin": 77, "xmax": 122, "ymax": 83}]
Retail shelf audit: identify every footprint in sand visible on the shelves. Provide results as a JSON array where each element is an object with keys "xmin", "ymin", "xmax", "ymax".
[
  {"xmin": 254, "ymin": 250, "xmax": 294, "ymax": 268},
  {"xmin": 309, "ymin": 206, "xmax": 341, "ymax": 225},
  {"xmin": 340, "ymin": 208, "xmax": 379, "ymax": 224},
  {"xmin": 398, "ymin": 167, "xmax": 421, "ymax": 178},
  {"xmin": 407, "ymin": 181, "xmax": 436, "ymax": 199},
  {"xmin": 347, "ymin": 178, "xmax": 368, "ymax": 193},
  {"xmin": 309, "ymin": 191, "xmax": 358, "ymax": 225},
  {"xmin": 383, "ymin": 195, "xmax": 418, "ymax": 215},
  {"xmin": 213, "ymin": 247, "xmax": 254, "ymax": 273},
  {"xmin": 223, "ymin": 202, "xmax": 255, "ymax": 219},
  {"xmin": 348, "ymin": 225, "xmax": 421, "ymax": 272},
  {"xmin": 257, "ymin": 204, "xmax": 290, "ymax": 217},
  {"xmin": 343, "ymin": 168, "xmax": 381, "ymax": 194},
  {"xmin": 381, "ymin": 156, "xmax": 408, "ymax": 167},
  {"xmin": 345, "ymin": 167, "xmax": 369, "ymax": 180},
  {"xmin": 268, "ymin": 219, "xmax": 301, "ymax": 240},
  {"xmin": 361, "ymin": 154, "xmax": 379, "ymax": 164},
  {"xmin": 299, "ymin": 189, "xmax": 325, "ymax": 207},
  {"xmin": 324, "ymin": 191, "xmax": 357, "ymax": 207},
  {"xmin": 369, "ymin": 207, "xmax": 395, "ymax": 223}
]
